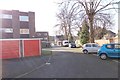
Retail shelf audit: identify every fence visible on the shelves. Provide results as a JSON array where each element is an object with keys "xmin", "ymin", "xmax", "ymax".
[
  {"xmin": 0, "ymin": 39, "xmax": 41, "ymax": 59},
  {"xmin": 95, "ymin": 40, "xmax": 110, "ymax": 46}
]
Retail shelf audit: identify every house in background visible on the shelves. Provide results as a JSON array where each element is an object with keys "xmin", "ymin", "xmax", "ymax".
[
  {"xmin": 95, "ymin": 31, "xmax": 117, "ymax": 46},
  {"xmin": 35, "ymin": 32, "xmax": 49, "ymax": 42},
  {"xmin": 0, "ymin": 10, "xmax": 35, "ymax": 39},
  {"xmin": 55, "ymin": 35, "xmax": 64, "ymax": 46},
  {"xmin": 49, "ymin": 36, "xmax": 55, "ymax": 46},
  {"xmin": 103, "ymin": 30, "xmax": 116, "ymax": 40},
  {"xmin": 35, "ymin": 32, "xmax": 51, "ymax": 48}
]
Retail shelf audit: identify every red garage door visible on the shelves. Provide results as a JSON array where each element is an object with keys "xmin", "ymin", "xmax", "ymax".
[
  {"xmin": 23, "ymin": 40, "xmax": 41, "ymax": 57},
  {"xmin": 0, "ymin": 40, "xmax": 20, "ymax": 59}
]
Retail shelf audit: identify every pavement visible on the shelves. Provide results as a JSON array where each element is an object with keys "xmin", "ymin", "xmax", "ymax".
[
  {"xmin": 42, "ymin": 46, "xmax": 83, "ymax": 53},
  {"xmin": 2, "ymin": 48, "xmax": 119, "ymax": 78}
]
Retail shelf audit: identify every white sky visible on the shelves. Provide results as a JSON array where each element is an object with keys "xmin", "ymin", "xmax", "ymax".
[{"xmin": 0, "ymin": 0, "xmax": 119, "ymax": 36}]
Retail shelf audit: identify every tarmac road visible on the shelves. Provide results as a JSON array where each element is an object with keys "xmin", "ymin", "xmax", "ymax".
[{"xmin": 2, "ymin": 50, "xmax": 119, "ymax": 78}]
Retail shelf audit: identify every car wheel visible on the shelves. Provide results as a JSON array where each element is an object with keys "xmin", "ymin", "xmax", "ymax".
[
  {"xmin": 100, "ymin": 54, "xmax": 107, "ymax": 60},
  {"xmin": 83, "ymin": 50, "xmax": 88, "ymax": 54}
]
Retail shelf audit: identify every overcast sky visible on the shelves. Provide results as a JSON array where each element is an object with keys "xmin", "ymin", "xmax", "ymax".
[
  {"xmin": 0, "ymin": 0, "xmax": 118, "ymax": 36},
  {"xmin": 0, "ymin": 0, "xmax": 60, "ymax": 36}
]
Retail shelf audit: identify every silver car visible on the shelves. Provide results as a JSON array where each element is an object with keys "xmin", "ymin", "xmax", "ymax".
[{"xmin": 82, "ymin": 43, "xmax": 100, "ymax": 54}]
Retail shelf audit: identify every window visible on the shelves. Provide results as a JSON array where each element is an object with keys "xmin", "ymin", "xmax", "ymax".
[
  {"xmin": 115, "ymin": 44, "xmax": 120, "ymax": 49},
  {"xmin": 44, "ymin": 37, "xmax": 47, "ymax": 40},
  {"xmin": 65, "ymin": 42, "xmax": 68, "ymax": 43},
  {"xmin": 0, "ymin": 14, "xmax": 12, "ymax": 19},
  {"xmin": 20, "ymin": 34, "xmax": 29, "ymax": 38},
  {"xmin": 0, "ymin": 28, "xmax": 13, "ymax": 33},
  {"xmin": 19, "ymin": 16, "xmax": 29, "ymax": 21},
  {"xmin": 92, "ymin": 44, "xmax": 98, "ymax": 47},
  {"xmin": 44, "ymin": 33, "xmax": 48, "ymax": 36},
  {"xmin": 38, "ymin": 33, "xmax": 41, "ymax": 36},
  {"xmin": 20, "ymin": 29, "xmax": 29, "ymax": 34},
  {"xmin": 86, "ymin": 44, "xmax": 91, "ymax": 47},
  {"xmin": 106, "ymin": 44, "xmax": 114, "ymax": 49},
  {"xmin": 39, "ymin": 38, "xmax": 43, "ymax": 40}
]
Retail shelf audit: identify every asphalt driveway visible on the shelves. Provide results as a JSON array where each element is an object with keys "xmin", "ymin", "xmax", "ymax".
[
  {"xmin": 2, "ymin": 51, "xmax": 119, "ymax": 78},
  {"xmin": 2, "ymin": 55, "xmax": 50, "ymax": 78}
]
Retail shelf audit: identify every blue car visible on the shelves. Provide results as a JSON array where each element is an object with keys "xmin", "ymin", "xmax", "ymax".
[{"xmin": 98, "ymin": 43, "xmax": 120, "ymax": 60}]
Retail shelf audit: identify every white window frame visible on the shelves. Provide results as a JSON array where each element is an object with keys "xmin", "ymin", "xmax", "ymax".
[
  {"xmin": 19, "ymin": 16, "xmax": 29, "ymax": 21},
  {"xmin": 44, "ymin": 37, "xmax": 48, "ymax": 40},
  {"xmin": 0, "ymin": 28, "xmax": 13, "ymax": 33},
  {"xmin": 20, "ymin": 29, "xmax": 29, "ymax": 34},
  {"xmin": 0, "ymin": 14, "xmax": 12, "ymax": 19}
]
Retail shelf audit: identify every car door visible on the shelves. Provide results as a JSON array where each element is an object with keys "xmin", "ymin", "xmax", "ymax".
[
  {"xmin": 105, "ymin": 44, "xmax": 115, "ymax": 57},
  {"xmin": 92, "ymin": 44, "xmax": 99, "ymax": 52},
  {"xmin": 85, "ymin": 44, "xmax": 92, "ymax": 52},
  {"xmin": 114, "ymin": 44, "xmax": 120, "ymax": 57}
]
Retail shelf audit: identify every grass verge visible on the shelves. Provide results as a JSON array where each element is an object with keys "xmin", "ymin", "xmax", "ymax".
[
  {"xmin": 68, "ymin": 48, "xmax": 83, "ymax": 53},
  {"xmin": 41, "ymin": 49, "xmax": 52, "ymax": 56}
]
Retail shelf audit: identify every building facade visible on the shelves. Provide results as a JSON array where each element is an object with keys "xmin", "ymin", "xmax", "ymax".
[
  {"xmin": 118, "ymin": 1, "xmax": 120, "ymax": 43},
  {"xmin": 55, "ymin": 35, "xmax": 64, "ymax": 46},
  {"xmin": 35, "ymin": 32, "xmax": 49, "ymax": 42},
  {"xmin": 0, "ymin": 10, "xmax": 35, "ymax": 39}
]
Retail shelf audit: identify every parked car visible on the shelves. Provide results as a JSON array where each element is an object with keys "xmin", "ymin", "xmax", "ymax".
[
  {"xmin": 62, "ymin": 40, "xmax": 69, "ymax": 47},
  {"xmin": 82, "ymin": 43, "xmax": 100, "ymax": 54},
  {"xmin": 98, "ymin": 43, "xmax": 120, "ymax": 60},
  {"xmin": 69, "ymin": 42, "xmax": 76, "ymax": 48}
]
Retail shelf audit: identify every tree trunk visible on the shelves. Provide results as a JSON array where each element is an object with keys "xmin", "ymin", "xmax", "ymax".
[
  {"xmin": 89, "ymin": 16, "xmax": 94, "ymax": 43},
  {"xmin": 68, "ymin": 24, "xmax": 73, "ymax": 42},
  {"xmin": 64, "ymin": 25, "xmax": 68, "ymax": 40}
]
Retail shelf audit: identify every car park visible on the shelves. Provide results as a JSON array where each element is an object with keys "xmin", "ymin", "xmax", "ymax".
[
  {"xmin": 82, "ymin": 43, "xmax": 100, "ymax": 54},
  {"xmin": 98, "ymin": 43, "xmax": 120, "ymax": 60}
]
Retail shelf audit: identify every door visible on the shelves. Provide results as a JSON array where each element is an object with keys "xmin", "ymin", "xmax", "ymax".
[
  {"xmin": 92, "ymin": 44, "xmax": 99, "ymax": 52},
  {"xmin": 85, "ymin": 44, "xmax": 92, "ymax": 52},
  {"xmin": 106, "ymin": 44, "xmax": 115, "ymax": 57},
  {"xmin": 114, "ymin": 44, "xmax": 120, "ymax": 57}
]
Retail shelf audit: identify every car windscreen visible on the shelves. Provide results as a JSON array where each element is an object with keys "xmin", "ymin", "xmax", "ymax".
[{"xmin": 65, "ymin": 42, "xmax": 68, "ymax": 43}]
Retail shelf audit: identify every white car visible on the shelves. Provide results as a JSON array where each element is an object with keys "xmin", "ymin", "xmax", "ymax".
[
  {"xmin": 82, "ymin": 43, "xmax": 100, "ymax": 54},
  {"xmin": 62, "ymin": 40, "xmax": 69, "ymax": 47}
]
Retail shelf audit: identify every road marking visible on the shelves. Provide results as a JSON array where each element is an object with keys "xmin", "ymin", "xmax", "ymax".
[
  {"xmin": 46, "ymin": 62, "xmax": 51, "ymax": 65},
  {"xmin": 112, "ymin": 60, "xmax": 120, "ymax": 63},
  {"xmin": 15, "ymin": 64, "xmax": 46, "ymax": 78},
  {"xmin": 15, "ymin": 55, "xmax": 52, "ymax": 78}
]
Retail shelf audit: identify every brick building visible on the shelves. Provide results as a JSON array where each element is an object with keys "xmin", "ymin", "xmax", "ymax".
[
  {"xmin": 35, "ymin": 32, "xmax": 51, "ymax": 48},
  {"xmin": 0, "ymin": 10, "xmax": 35, "ymax": 39},
  {"xmin": 35, "ymin": 32, "xmax": 49, "ymax": 42}
]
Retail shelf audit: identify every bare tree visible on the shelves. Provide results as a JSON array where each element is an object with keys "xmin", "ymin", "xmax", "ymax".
[
  {"xmin": 69, "ymin": 0, "xmax": 118, "ymax": 42},
  {"xmin": 56, "ymin": 0, "xmax": 118, "ymax": 42},
  {"xmin": 55, "ymin": 11, "xmax": 68, "ymax": 39},
  {"xmin": 55, "ymin": 0, "xmax": 81, "ymax": 41}
]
